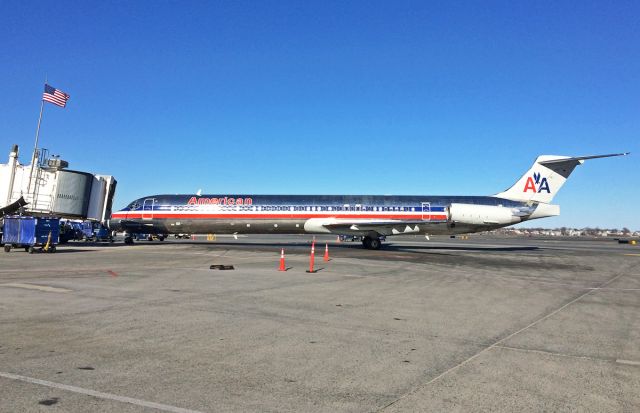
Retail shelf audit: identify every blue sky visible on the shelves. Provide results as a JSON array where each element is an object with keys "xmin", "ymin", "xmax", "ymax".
[{"xmin": 1, "ymin": 1, "xmax": 638, "ymax": 229}]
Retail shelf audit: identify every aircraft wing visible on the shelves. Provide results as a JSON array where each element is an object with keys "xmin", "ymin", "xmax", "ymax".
[
  {"xmin": 304, "ymin": 218, "xmax": 446, "ymax": 236},
  {"xmin": 304, "ymin": 204, "xmax": 537, "ymax": 235}
]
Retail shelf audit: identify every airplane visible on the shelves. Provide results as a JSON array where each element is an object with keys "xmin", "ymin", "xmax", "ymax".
[{"xmin": 107, "ymin": 153, "xmax": 628, "ymax": 249}]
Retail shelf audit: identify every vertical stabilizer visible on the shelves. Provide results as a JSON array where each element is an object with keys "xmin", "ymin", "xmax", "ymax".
[{"xmin": 494, "ymin": 153, "xmax": 629, "ymax": 203}]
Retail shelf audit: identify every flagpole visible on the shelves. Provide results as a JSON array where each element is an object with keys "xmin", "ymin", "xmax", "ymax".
[{"xmin": 27, "ymin": 95, "xmax": 45, "ymax": 195}]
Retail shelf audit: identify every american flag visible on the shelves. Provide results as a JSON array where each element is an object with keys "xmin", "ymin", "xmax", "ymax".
[{"xmin": 42, "ymin": 84, "xmax": 70, "ymax": 108}]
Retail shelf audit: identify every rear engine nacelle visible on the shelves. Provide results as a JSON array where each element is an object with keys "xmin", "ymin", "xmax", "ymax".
[{"xmin": 448, "ymin": 203, "xmax": 520, "ymax": 226}]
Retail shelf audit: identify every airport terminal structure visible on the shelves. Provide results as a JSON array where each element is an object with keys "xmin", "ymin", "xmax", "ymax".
[{"xmin": 0, "ymin": 145, "xmax": 116, "ymax": 222}]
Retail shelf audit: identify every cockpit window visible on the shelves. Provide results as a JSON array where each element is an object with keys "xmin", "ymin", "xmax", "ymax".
[{"xmin": 128, "ymin": 202, "xmax": 140, "ymax": 210}]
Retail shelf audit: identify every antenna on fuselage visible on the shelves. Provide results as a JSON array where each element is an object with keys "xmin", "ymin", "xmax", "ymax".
[{"xmin": 196, "ymin": 189, "xmax": 202, "ymax": 196}]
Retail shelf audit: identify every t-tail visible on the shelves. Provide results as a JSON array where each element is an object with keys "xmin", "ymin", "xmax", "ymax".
[{"xmin": 494, "ymin": 153, "xmax": 629, "ymax": 204}]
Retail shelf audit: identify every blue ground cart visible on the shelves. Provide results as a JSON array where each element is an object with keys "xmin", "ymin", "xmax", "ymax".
[
  {"xmin": 80, "ymin": 221, "xmax": 94, "ymax": 240},
  {"xmin": 91, "ymin": 222, "xmax": 114, "ymax": 242},
  {"xmin": 2, "ymin": 216, "xmax": 60, "ymax": 253}
]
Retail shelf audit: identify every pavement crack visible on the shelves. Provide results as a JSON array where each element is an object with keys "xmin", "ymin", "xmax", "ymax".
[{"xmin": 493, "ymin": 344, "xmax": 615, "ymax": 364}]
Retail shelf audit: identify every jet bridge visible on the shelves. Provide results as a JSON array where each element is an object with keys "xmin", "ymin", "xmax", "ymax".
[{"xmin": 0, "ymin": 145, "xmax": 116, "ymax": 221}]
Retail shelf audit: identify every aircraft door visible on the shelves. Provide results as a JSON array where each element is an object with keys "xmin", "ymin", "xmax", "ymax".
[
  {"xmin": 421, "ymin": 202, "xmax": 431, "ymax": 220},
  {"xmin": 142, "ymin": 198, "xmax": 155, "ymax": 219}
]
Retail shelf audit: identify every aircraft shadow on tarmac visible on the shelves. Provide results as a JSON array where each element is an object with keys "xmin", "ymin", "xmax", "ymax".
[
  {"xmin": 4, "ymin": 248, "xmax": 95, "ymax": 254},
  {"xmin": 49, "ymin": 248, "xmax": 96, "ymax": 254},
  {"xmin": 382, "ymin": 244, "xmax": 539, "ymax": 253},
  {"xmin": 115, "ymin": 240, "xmax": 540, "ymax": 254}
]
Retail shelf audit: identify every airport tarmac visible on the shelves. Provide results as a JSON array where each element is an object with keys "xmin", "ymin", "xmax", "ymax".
[{"xmin": 0, "ymin": 235, "xmax": 638, "ymax": 412}]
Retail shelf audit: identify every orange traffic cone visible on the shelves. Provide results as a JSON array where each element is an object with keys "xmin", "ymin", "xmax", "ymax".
[
  {"xmin": 278, "ymin": 248, "xmax": 286, "ymax": 271},
  {"xmin": 323, "ymin": 243, "xmax": 330, "ymax": 261},
  {"xmin": 306, "ymin": 241, "xmax": 316, "ymax": 273}
]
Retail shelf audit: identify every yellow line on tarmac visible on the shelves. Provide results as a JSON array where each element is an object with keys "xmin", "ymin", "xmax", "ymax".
[{"xmin": 623, "ymin": 253, "xmax": 640, "ymax": 257}]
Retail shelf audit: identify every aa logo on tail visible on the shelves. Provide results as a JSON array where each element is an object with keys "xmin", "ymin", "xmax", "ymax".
[{"xmin": 523, "ymin": 172, "xmax": 550, "ymax": 193}]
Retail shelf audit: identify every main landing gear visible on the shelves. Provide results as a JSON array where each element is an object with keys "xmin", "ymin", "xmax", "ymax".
[{"xmin": 362, "ymin": 236, "xmax": 382, "ymax": 250}]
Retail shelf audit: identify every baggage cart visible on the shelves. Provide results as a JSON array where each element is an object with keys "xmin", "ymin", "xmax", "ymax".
[{"xmin": 2, "ymin": 216, "xmax": 60, "ymax": 253}]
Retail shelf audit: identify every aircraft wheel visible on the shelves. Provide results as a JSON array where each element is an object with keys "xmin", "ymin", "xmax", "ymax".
[
  {"xmin": 124, "ymin": 237, "xmax": 134, "ymax": 245},
  {"xmin": 158, "ymin": 235, "xmax": 165, "ymax": 241},
  {"xmin": 50, "ymin": 245, "xmax": 56, "ymax": 253},
  {"xmin": 369, "ymin": 237, "xmax": 382, "ymax": 250},
  {"xmin": 28, "ymin": 246, "xmax": 35, "ymax": 254},
  {"xmin": 4, "ymin": 245, "xmax": 11, "ymax": 252}
]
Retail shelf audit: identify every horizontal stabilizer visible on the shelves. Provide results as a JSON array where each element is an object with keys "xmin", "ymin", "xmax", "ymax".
[
  {"xmin": 539, "ymin": 152, "xmax": 630, "ymax": 166},
  {"xmin": 495, "ymin": 152, "xmax": 629, "ymax": 203}
]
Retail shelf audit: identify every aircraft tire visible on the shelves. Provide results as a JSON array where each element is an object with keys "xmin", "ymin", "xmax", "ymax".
[
  {"xmin": 369, "ymin": 237, "xmax": 382, "ymax": 250},
  {"xmin": 124, "ymin": 237, "xmax": 134, "ymax": 245},
  {"xmin": 362, "ymin": 237, "xmax": 372, "ymax": 249}
]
